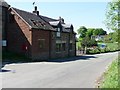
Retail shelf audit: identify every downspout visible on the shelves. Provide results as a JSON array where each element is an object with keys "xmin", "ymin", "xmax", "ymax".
[
  {"xmin": 49, "ymin": 30, "xmax": 51, "ymax": 60},
  {"xmin": 75, "ymin": 34, "xmax": 77, "ymax": 56},
  {"xmin": 68, "ymin": 33, "xmax": 70, "ymax": 57},
  {"xmin": 5, "ymin": 6, "xmax": 9, "ymax": 52}
]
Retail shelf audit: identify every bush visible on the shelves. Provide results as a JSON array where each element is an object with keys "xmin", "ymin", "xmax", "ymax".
[
  {"xmin": 86, "ymin": 46, "xmax": 118, "ymax": 54},
  {"xmin": 86, "ymin": 48, "xmax": 100, "ymax": 54}
]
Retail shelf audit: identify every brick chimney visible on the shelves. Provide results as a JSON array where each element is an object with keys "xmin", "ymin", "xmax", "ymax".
[
  {"xmin": 59, "ymin": 16, "xmax": 64, "ymax": 24},
  {"xmin": 33, "ymin": 6, "xmax": 39, "ymax": 15}
]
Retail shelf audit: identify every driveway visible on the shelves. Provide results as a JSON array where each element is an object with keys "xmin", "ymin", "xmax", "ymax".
[{"xmin": 1, "ymin": 52, "xmax": 118, "ymax": 88}]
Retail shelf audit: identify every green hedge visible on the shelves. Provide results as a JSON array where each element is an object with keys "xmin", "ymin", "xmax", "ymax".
[{"xmin": 86, "ymin": 47, "xmax": 120, "ymax": 54}]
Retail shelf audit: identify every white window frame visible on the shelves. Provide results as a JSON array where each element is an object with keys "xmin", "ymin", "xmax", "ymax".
[
  {"xmin": 56, "ymin": 28, "xmax": 61, "ymax": 37},
  {"xmin": 2, "ymin": 40, "xmax": 7, "ymax": 46}
]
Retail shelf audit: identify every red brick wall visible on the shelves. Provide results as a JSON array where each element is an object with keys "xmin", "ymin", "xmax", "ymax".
[
  {"xmin": 7, "ymin": 10, "xmax": 76, "ymax": 60},
  {"xmin": 7, "ymin": 11, "xmax": 32, "ymax": 57},
  {"xmin": 50, "ymin": 32, "xmax": 76, "ymax": 59},
  {"xmin": 31, "ymin": 30, "xmax": 50, "ymax": 60},
  {"xmin": 69, "ymin": 32, "xmax": 76, "ymax": 57}
]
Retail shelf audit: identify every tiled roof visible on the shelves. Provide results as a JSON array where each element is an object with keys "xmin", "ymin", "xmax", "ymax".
[
  {"xmin": 62, "ymin": 24, "xmax": 73, "ymax": 32},
  {"xmin": 40, "ymin": 15, "xmax": 58, "ymax": 22},
  {"xmin": 49, "ymin": 21, "xmax": 60, "ymax": 26},
  {"xmin": 12, "ymin": 8, "xmax": 55, "ymax": 31},
  {"xmin": 11, "ymin": 7, "xmax": 74, "ymax": 33},
  {"xmin": 62, "ymin": 24, "xmax": 72, "ymax": 29}
]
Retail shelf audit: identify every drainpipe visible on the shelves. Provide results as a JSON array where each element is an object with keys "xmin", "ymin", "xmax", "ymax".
[
  {"xmin": 68, "ymin": 33, "xmax": 70, "ymax": 57},
  {"xmin": 49, "ymin": 31, "xmax": 51, "ymax": 60},
  {"xmin": 75, "ymin": 34, "xmax": 77, "ymax": 56}
]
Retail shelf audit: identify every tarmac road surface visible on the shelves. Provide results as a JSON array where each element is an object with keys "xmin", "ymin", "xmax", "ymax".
[{"xmin": 1, "ymin": 52, "xmax": 118, "ymax": 88}]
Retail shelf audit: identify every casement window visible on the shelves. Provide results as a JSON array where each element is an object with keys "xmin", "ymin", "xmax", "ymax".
[
  {"xmin": 56, "ymin": 28, "xmax": 61, "ymax": 37},
  {"xmin": 56, "ymin": 43, "xmax": 61, "ymax": 52},
  {"xmin": 56, "ymin": 43, "xmax": 66, "ymax": 52},
  {"xmin": 38, "ymin": 39, "xmax": 45, "ymax": 49},
  {"xmin": 2, "ymin": 40, "xmax": 7, "ymax": 46},
  {"xmin": 62, "ymin": 43, "xmax": 66, "ymax": 51}
]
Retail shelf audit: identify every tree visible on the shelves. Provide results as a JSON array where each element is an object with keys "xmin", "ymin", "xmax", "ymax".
[
  {"xmin": 109, "ymin": 32, "xmax": 118, "ymax": 42},
  {"xmin": 93, "ymin": 28, "xmax": 107, "ymax": 36},
  {"xmin": 86, "ymin": 28, "xmax": 95, "ymax": 38},
  {"xmin": 77, "ymin": 26, "xmax": 87, "ymax": 38},
  {"xmin": 104, "ymin": 32, "xmax": 118, "ymax": 43},
  {"xmin": 81, "ymin": 36, "xmax": 97, "ymax": 48},
  {"xmin": 105, "ymin": 0, "xmax": 120, "ymax": 31},
  {"xmin": 89, "ymin": 39, "xmax": 98, "ymax": 47}
]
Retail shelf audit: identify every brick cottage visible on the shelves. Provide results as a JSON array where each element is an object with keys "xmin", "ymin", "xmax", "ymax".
[{"xmin": 2, "ymin": 3, "xmax": 76, "ymax": 60}]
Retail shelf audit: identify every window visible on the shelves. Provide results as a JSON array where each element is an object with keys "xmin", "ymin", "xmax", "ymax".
[
  {"xmin": 62, "ymin": 43, "xmax": 66, "ymax": 51},
  {"xmin": 56, "ymin": 43, "xmax": 61, "ymax": 52},
  {"xmin": 38, "ymin": 39, "xmax": 45, "ymax": 49},
  {"xmin": 2, "ymin": 40, "xmax": 7, "ymax": 46},
  {"xmin": 56, "ymin": 32, "xmax": 60, "ymax": 37},
  {"xmin": 57, "ymin": 28, "xmax": 60, "ymax": 32},
  {"xmin": 56, "ymin": 28, "xmax": 61, "ymax": 37},
  {"xmin": 70, "ymin": 43, "xmax": 72, "ymax": 50}
]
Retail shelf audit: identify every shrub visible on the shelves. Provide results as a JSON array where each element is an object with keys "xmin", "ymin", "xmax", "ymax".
[{"xmin": 86, "ymin": 48, "xmax": 100, "ymax": 54}]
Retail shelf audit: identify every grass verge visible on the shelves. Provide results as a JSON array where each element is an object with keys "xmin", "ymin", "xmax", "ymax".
[{"xmin": 100, "ymin": 59, "xmax": 119, "ymax": 88}]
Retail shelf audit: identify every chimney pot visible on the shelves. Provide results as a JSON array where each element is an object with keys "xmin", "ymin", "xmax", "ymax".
[
  {"xmin": 35, "ymin": 6, "xmax": 37, "ymax": 11},
  {"xmin": 37, "ymin": 11, "xmax": 39, "ymax": 15},
  {"xmin": 33, "ymin": 6, "xmax": 39, "ymax": 15},
  {"xmin": 59, "ymin": 16, "xmax": 64, "ymax": 24}
]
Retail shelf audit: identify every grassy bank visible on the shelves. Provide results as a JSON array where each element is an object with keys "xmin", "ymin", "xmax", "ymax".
[
  {"xmin": 98, "ymin": 42, "xmax": 118, "ymax": 51},
  {"xmin": 100, "ymin": 59, "xmax": 119, "ymax": 88}
]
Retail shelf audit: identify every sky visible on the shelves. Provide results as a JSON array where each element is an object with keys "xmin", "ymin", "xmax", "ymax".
[{"xmin": 5, "ymin": 0, "xmax": 113, "ymax": 34}]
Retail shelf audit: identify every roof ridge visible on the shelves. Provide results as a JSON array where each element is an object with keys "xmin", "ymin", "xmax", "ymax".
[
  {"xmin": 40, "ymin": 15, "xmax": 58, "ymax": 21},
  {"xmin": 11, "ymin": 7, "xmax": 55, "ymax": 31},
  {"xmin": 12, "ymin": 7, "xmax": 36, "ymax": 16},
  {"xmin": 12, "ymin": 7, "xmax": 58, "ymax": 22}
]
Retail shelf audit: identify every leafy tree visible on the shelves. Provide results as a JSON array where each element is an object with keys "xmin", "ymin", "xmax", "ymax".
[
  {"xmin": 86, "ymin": 28, "xmax": 95, "ymax": 38},
  {"xmin": 109, "ymin": 32, "xmax": 118, "ymax": 42},
  {"xmin": 93, "ymin": 28, "xmax": 107, "ymax": 36},
  {"xmin": 105, "ymin": 0, "xmax": 120, "ymax": 31},
  {"xmin": 89, "ymin": 39, "xmax": 98, "ymax": 47},
  {"xmin": 81, "ymin": 36, "xmax": 90, "ymax": 48},
  {"xmin": 104, "ymin": 32, "xmax": 118, "ymax": 43},
  {"xmin": 77, "ymin": 26, "xmax": 87, "ymax": 38},
  {"xmin": 81, "ymin": 36, "xmax": 97, "ymax": 47},
  {"xmin": 105, "ymin": 0, "xmax": 120, "ymax": 42}
]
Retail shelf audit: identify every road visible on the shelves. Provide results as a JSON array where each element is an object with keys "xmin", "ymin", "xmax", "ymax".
[{"xmin": 1, "ymin": 52, "xmax": 118, "ymax": 88}]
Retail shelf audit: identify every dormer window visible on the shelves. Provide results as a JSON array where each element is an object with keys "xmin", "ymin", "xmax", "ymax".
[
  {"xmin": 57, "ymin": 28, "xmax": 60, "ymax": 32},
  {"xmin": 56, "ymin": 27, "xmax": 61, "ymax": 37}
]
